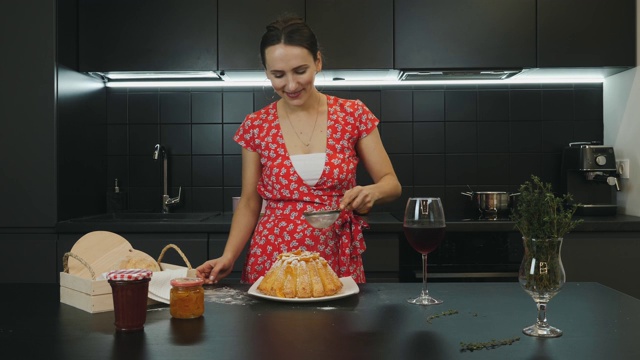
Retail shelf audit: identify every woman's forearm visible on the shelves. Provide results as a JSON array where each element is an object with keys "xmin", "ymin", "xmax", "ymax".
[{"xmin": 369, "ymin": 173, "xmax": 402, "ymax": 205}]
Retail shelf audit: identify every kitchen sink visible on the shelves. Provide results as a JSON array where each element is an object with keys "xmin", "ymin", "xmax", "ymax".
[{"xmin": 69, "ymin": 212, "xmax": 220, "ymax": 222}]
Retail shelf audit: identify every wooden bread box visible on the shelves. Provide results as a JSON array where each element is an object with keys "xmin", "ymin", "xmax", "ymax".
[{"xmin": 59, "ymin": 231, "xmax": 196, "ymax": 313}]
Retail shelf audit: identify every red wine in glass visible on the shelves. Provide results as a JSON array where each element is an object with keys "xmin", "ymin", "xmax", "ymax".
[
  {"xmin": 404, "ymin": 226, "xmax": 445, "ymax": 254},
  {"xmin": 404, "ymin": 197, "xmax": 445, "ymax": 305}
]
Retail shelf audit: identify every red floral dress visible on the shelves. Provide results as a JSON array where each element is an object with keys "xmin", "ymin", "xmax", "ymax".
[{"xmin": 234, "ymin": 95, "xmax": 379, "ymax": 284}]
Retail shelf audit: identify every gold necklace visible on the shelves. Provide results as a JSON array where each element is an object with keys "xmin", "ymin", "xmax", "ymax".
[{"xmin": 283, "ymin": 94, "xmax": 322, "ymax": 147}]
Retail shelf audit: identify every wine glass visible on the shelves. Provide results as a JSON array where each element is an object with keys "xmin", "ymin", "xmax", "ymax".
[
  {"xmin": 519, "ymin": 237, "xmax": 566, "ymax": 337},
  {"xmin": 403, "ymin": 197, "xmax": 446, "ymax": 305}
]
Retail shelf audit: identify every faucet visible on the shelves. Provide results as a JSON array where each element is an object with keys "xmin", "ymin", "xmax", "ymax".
[{"xmin": 153, "ymin": 144, "xmax": 181, "ymax": 213}]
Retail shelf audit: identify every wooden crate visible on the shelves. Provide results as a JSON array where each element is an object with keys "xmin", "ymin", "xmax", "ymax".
[{"xmin": 60, "ymin": 243, "xmax": 196, "ymax": 313}]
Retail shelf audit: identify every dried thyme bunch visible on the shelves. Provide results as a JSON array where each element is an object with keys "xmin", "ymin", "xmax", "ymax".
[
  {"xmin": 511, "ymin": 175, "xmax": 582, "ymax": 294},
  {"xmin": 511, "ymin": 175, "xmax": 582, "ymax": 240},
  {"xmin": 426, "ymin": 309, "xmax": 458, "ymax": 324},
  {"xmin": 460, "ymin": 337, "xmax": 520, "ymax": 352}
]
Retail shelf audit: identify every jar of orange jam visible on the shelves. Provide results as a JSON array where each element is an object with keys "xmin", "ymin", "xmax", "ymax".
[{"xmin": 170, "ymin": 277, "xmax": 205, "ymax": 319}]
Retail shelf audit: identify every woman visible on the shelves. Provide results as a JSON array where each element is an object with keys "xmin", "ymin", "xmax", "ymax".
[{"xmin": 196, "ymin": 16, "xmax": 401, "ymax": 284}]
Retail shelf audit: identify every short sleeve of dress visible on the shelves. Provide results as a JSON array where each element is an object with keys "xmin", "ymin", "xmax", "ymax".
[
  {"xmin": 233, "ymin": 113, "xmax": 259, "ymax": 152},
  {"xmin": 354, "ymin": 99, "xmax": 380, "ymax": 139}
]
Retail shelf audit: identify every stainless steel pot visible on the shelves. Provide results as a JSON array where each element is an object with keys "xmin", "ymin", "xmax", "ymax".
[{"xmin": 461, "ymin": 191, "xmax": 520, "ymax": 219}]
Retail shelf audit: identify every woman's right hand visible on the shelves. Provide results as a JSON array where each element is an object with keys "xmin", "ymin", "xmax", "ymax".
[{"xmin": 196, "ymin": 256, "xmax": 235, "ymax": 284}]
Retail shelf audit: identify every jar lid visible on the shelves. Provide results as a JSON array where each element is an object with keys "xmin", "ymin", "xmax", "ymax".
[
  {"xmin": 107, "ymin": 269, "xmax": 153, "ymax": 281},
  {"xmin": 170, "ymin": 277, "xmax": 204, "ymax": 287}
]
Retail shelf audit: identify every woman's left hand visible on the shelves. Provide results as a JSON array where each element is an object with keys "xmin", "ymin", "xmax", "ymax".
[{"xmin": 340, "ymin": 185, "xmax": 376, "ymax": 215}]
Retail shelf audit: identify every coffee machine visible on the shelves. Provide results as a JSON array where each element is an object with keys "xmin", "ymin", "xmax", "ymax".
[{"xmin": 561, "ymin": 142, "xmax": 620, "ymax": 216}]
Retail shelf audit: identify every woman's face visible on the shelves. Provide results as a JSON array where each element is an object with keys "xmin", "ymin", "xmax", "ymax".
[{"xmin": 264, "ymin": 43, "xmax": 321, "ymax": 107}]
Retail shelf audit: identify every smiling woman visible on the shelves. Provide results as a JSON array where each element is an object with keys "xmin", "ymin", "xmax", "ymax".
[{"xmin": 195, "ymin": 15, "xmax": 401, "ymax": 286}]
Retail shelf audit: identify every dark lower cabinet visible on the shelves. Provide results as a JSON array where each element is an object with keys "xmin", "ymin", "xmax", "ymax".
[
  {"xmin": 362, "ymin": 233, "xmax": 400, "ymax": 282},
  {"xmin": 562, "ymin": 232, "xmax": 640, "ymax": 300},
  {"xmin": 394, "ymin": 0, "xmax": 536, "ymax": 69},
  {"xmin": 79, "ymin": 0, "xmax": 218, "ymax": 72},
  {"xmin": 537, "ymin": 0, "xmax": 636, "ymax": 67},
  {"xmin": 0, "ymin": 234, "xmax": 57, "ymax": 283}
]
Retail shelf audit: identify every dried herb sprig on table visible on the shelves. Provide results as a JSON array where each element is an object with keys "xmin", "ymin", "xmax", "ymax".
[
  {"xmin": 459, "ymin": 337, "xmax": 521, "ymax": 352},
  {"xmin": 426, "ymin": 309, "xmax": 459, "ymax": 323}
]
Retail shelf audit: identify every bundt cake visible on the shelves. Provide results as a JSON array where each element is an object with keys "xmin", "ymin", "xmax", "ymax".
[{"xmin": 257, "ymin": 250, "xmax": 343, "ymax": 298}]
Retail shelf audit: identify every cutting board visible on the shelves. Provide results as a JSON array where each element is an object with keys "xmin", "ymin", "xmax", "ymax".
[{"xmin": 67, "ymin": 231, "xmax": 134, "ymax": 279}]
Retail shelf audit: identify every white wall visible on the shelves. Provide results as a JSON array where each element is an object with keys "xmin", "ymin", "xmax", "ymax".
[{"xmin": 602, "ymin": 0, "xmax": 640, "ymax": 216}]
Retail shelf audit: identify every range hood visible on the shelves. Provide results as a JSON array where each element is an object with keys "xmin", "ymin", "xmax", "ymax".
[
  {"xmin": 400, "ymin": 69, "xmax": 521, "ymax": 81},
  {"xmin": 92, "ymin": 67, "xmax": 629, "ymax": 88}
]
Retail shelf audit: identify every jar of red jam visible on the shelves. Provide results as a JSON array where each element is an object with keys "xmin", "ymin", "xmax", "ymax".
[
  {"xmin": 170, "ymin": 277, "xmax": 205, "ymax": 319},
  {"xmin": 107, "ymin": 269, "xmax": 153, "ymax": 331}
]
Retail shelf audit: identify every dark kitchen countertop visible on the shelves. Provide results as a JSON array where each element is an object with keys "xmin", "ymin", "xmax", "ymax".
[
  {"xmin": 5, "ymin": 282, "xmax": 640, "ymax": 360},
  {"xmin": 56, "ymin": 212, "xmax": 640, "ymax": 234}
]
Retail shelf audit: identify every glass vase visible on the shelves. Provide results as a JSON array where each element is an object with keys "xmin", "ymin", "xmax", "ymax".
[{"xmin": 518, "ymin": 237, "xmax": 566, "ymax": 337}]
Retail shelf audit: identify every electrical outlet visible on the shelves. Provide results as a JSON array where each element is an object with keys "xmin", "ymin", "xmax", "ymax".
[{"xmin": 617, "ymin": 159, "xmax": 630, "ymax": 179}]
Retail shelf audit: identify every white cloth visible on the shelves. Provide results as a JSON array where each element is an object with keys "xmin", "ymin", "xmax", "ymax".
[
  {"xmin": 290, "ymin": 153, "xmax": 326, "ymax": 186},
  {"xmin": 148, "ymin": 268, "xmax": 189, "ymax": 304}
]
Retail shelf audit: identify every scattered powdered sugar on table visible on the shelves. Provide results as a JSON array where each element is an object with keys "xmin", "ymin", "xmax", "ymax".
[{"xmin": 204, "ymin": 286, "xmax": 257, "ymax": 305}]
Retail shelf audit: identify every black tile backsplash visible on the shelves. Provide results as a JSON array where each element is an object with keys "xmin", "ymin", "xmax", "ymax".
[
  {"xmin": 107, "ymin": 124, "xmax": 127, "ymax": 155},
  {"xmin": 445, "ymin": 90, "xmax": 477, "ymax": 121},
  {"xmin": 161, "ymin": 124, "xmax": 191, "ymax": 155},
  {"xmin": 381, "ymin": 122, "xmax": 413, "ymax": 154},
  {"xmin": 413, "ymin": 90, "xmax": 444, "ymax": 122},
  {"xmin": 478, "ymin": 90, "xmax": 509, "ymax": 121},
  {"xmin": 170, "ymin": 155, "xmax": 192, "ymax": 189},
  {"xmin": 575, "ymin": 89, "xmax": 603, "ymax": 121},
  {"xmin": 574, "ymin": 120, "xmax": 604, "ymax": 141},
  {"xmin": 542, "ymin": 90, "xmax": 574, "ymax": 121},
  {"xmin": 222, "ymin": 124, "xmax": 242, "ymax": 155},
  {"xmin": 445, "ymin": 122, "xmax": 477, "ymax": 153},
  {"xmin": 192, "ymin": 124, "xmax": 223, "ymax": 155},
  {"xmin": 413, "ymin": 122, "xmax": 444, "ymax": 153},
  {"xmin": 192, "ymin": 156, "xmax": 222, "ymax": 187},
  {"xmin": 160, "ymin": 92, "xmax": 190, "ymax": 123},
  {"xmin": 107, "ymin": 92, "xmax": 127, "ymax": 124},
  {"xmin": 128, "ymin": 124, "xmax": 159, "ymax": 155},
  {"xmin": 477, "ymin": 122, "xmax": 510, "ymax": 153},
  {"xmin": 223, "ymin": 155, "xmax": 242, "ymax": 188},
  {"xmin": 477, "ymin": 153, "xmax": 510, "ymax": 186},
  {"xmin": 413, "ymin": 154, "xmax": 445, "ymax": 186},
  {"xmin": 510, "ymin": 121, "xmax": 542, "ymax": 152},
  {"xmin": 381, "ymin": 90, "xmax": 412, "ymax": 122},
  {"xmin": 445, "ymin": 154, "xmax": 478, "ymax": 186},
  {"xmin": 103, "ymin": 83, "xmax": 603, "ymax": 217},
  {"xmin": 192, "ymin": 92, "xmax": 222, "ymax": 123},
  {"xmin": 128, "ymin": 93, "xmax": 158, "ymax": 123},
  {"xmin": 542, "ymin": 121, "xmax": 573, "ymax": 152},
  {"xmin": 223, "ymin": 92, "xmax": 254, "ymax": 123},
  {"xmin": 510, "ymin": 90, "xmax": 542, "ymax": 121}
]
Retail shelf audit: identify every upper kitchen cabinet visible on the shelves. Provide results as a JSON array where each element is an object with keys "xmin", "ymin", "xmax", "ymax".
[
  {"xmin": 394, "ymin": 0, "xmax": 536, "ymax": 69},
  {"xmin": 218, "ymin": 0, "xmax": 304, "ymax": 71},
  {"xmin": 537, "ymin": 0, "xmax": 636, "ymax": 67},
  {"xmin": 306, "ymin": 0, "xmax": 393, "ymax": 69},
  {"xmin": 78, "ymin": 0, "xmax": 217, "ymax": 72}
]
